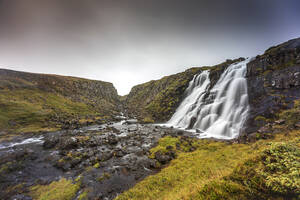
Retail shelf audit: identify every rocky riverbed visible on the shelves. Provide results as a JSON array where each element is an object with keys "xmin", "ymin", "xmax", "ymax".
[{"xmin": 0, "ymin": 120, "xmax": 194, "ymax": 200}]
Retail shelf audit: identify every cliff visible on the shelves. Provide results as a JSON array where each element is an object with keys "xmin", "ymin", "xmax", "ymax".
[
  {"xmin": 245, "ymin": 37, "xmax": 300, "ymax": 133},
  {"xmin": 0, "ymin": 69, "xmax": 120, "ymax": 133}
]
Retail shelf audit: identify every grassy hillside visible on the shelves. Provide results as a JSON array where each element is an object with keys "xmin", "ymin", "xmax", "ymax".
[
  {"xmin": 116, "ymin": 131, "xmax": 299, "ymax": 200},
  {"xmin": 0, "ymin": 69, "xmax": 120, "ymax": 133}
]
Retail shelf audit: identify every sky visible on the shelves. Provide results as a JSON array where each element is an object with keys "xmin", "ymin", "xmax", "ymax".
[{"xmin": 0, "ymin": 0, "xmax": 300, "ymax": 95}]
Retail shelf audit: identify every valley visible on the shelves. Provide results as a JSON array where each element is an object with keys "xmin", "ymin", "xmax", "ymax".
[{"xmin": 0, "ymin": 38, "xmax": 299, "ymax": 200}]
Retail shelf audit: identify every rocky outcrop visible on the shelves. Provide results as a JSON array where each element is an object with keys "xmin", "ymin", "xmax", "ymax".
[{"xmin": 245, "ymin": 37, "xmax": 300, "ymax": 133}]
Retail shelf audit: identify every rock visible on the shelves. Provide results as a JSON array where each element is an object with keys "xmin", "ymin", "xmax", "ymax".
[
  {"xmin": 247, "ymin": 132, "xmax": 257, "ymax": 143},
  {"xmin": 187, "ymin": 117, "xmax": 196, "ymax": 129},
  {"xmin": 10, "ymin": 194, "xmax": 32, "ymax": 200},
  {"xmin": 257, "ymin": 126, "xmax": 271, "ymax": 134},
  {"xmin": 106, "ymin": 134, "xmax": 118, "ymax": 145},
  {"xmin": 58, "ymin": 137, "xmax": 78, "ymax": 150},
  {"xmin": 100, "ymin": 152, "xmax": 113, "ymax": 161},
  {"xmin": 275, "ymin": 119, "xmax": 285, "ymax": 125},
  {"xmin": 43, "ymin": 136, "xmax": 59, "ymax": 149},
  {"xmin": 166, "ymin": 145, "xmax": 173, "ymax": 150},
  {"xmin": 294, "ymin": 121, "xmax": 300, "ymax": 128},
  {"xmin": 154, "ymin": 151, "xmax": 171, "ymax": 164},
  {"xmin": 124, "ymin": 119, "xmax": 138, "ymax": 124},
  {"xmin": 196, "ymin": 129, "xmax": 203, "ymax": 133}
]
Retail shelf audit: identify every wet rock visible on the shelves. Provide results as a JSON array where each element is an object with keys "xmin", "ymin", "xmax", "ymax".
[
  {"xmin": 124, "ymin": 119, "xmax": 138, "ymax": 125},
  {"xmin": 43, "ymin": 136, "xmax": 59, "ymax": 149},
  {"xmin": 106, "ymin": 134, "xmax": 118, "ymax": 145},
  {"xmin": 187, "ymin": 117, "xmax": 196, "ymax": 129},
  {"xmin": 196, "ymin": 129, "xmax": 203, "ymax": 133},
  {"xmin": 100, "ymin": 152, "xmax": 113, "ymax": 161},
  {"xmin": 58, "ymin": 137, "xmax": 78, "ymax": 150}
]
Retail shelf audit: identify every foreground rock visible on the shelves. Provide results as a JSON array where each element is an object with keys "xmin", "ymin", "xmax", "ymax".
[{"xmin": 0, "ymin": 121, "xmax": 193, "ymax": 200}]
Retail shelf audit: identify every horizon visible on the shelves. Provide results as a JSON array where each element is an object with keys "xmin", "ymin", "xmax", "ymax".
[
  {"xmin": 0, "ymin": 0, "xmax": 300, "ymax": 95},
  {"xmin": 0, "ymin": 35, "xmax": 297, "ymax": 96}
]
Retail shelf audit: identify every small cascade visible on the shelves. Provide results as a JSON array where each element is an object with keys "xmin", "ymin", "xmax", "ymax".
[{"xmin": 167, "ymin": 59, "xmax": 250, "ymax": 139}]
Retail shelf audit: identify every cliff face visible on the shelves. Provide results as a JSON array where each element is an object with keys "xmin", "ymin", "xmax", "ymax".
[
  {"xmin": 0, "ymin": 69, "xmax": 120, "ymax": 133},
  {"xmin": 245, "ymin": 38, "xmax": 300, "ymax": 133},
  {"xmin": 125, "ymin": 58, "xmax": 244, "ymax": 122}
]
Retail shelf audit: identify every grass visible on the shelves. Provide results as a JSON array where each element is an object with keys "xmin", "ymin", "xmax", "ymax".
[
  {"xmin": 30, "ymin": 178, "xmax": 80, "ymax": 200},
  {"xmin": 116, "ymin": 130, "xmax": 300, "ymax": 200},
  {"xmin": 278, "ymin": 100, "xmax": 300, "ymax": 127},
  {"xmin": 149, "ymin": 136, "xmax": 180, "ymax": 158},
  {"xmin": 0, "ymin": 89, "xmax": 104, "ymax": 133}
]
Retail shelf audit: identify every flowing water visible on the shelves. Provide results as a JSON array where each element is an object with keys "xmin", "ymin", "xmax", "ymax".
[{"xmin": 167, "ymin": 59, "xmax": 250, "ymax": 139}]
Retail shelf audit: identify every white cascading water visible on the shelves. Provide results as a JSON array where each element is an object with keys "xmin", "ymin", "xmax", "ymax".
[{"xmin": 167, "ymin": 59, "xmax": 250, "ymax": 139}]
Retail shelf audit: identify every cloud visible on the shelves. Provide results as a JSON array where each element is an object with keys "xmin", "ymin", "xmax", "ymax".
[{"xmin": 0, "ymin": 0, "xmax": 299, "ymax": 95}]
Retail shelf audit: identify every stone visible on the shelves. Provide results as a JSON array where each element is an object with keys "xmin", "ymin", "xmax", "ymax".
[
  {"xmin": 154, "ymin": 151, "xmax": 171, "ymax": 164},
  {"xmin": 58, "ymin": 137, "xmax": 78, "ymax": 150},
  {"xmin": 275, "ymin": 119, "xmax": 285, "ymax": 125},
  {"xmin": 43, "ymin": 136, "xmax": 59, "ymax": 149}
]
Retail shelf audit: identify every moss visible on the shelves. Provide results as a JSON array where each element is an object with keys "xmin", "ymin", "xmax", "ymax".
[
  {"xmin": 78, "ymin": 189, "xmax": 89, "ymax": 200},
  {"xmin": 0, "ymin": 162, "xmax": 12, "ymax": 174},
  {"xmin": 93, "ymin": 162, "xmax": 100, "ymax": 168},
  {"xmin": 254, "ymin": 115, "xmax": 267, "ymax": 122},
  {"xmin": 149, "ymin": 136, "xmax": 180, "ymax": 158},
  {"xmin": 278, "ymin": 100, "xmax": 300, "ymax": 127},
  {"xmin": 30, "ymin": 178, "xmax": 80, "ymax": 200},
  {"xmin": 97, "ymin": 173, "xmax": 111, "ymax": 182},
  {"xmin": 142, "ymin": 117, "xmax": 155, "ymax": 124},
  {"xmin": 258, "ymin": 142, "xmax": 300, "ymax": 195}
]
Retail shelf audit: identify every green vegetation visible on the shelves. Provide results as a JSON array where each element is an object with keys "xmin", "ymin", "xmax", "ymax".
[
  {"xmin": 0, "ymin": 69, "xmax": 120, "ymax": 133},
  {"xmin": 0, "ymin": 89, "xmax": 95, "ymax": 133},
  {"xmin": 30, "ymin": 178, "xmax": 80, "ymax": 200},
  {"xmin": 116, "ymin": 130, "xmax": 300, "ymax": 200},
  {"xmin": 78, "ymin": 189, "xmax": 89, "ymax": 200},
  {"xmin": 93, "ymin": 162, "xmax": 100, "ymax": 168},
  {"xmin": 278, "ymin": 100, "xmax": 300, "ymax": 127},
  {"xmin": 149, "ymin": 136, "xmax": 180, "ymax": 158},
  {"xmin": 142, "ymin": 116, "xmax": 155, "ymax": 124},
  {"xmin": 125, "ymin": 68, "xmax": 201, "ymax": 121},
  {"xmin": 97, "ymin": 173, "xmax": 111, "ymax": 182},
  {"xmin": 149, "ymin": 135, "xmax": 199, "ymax": 159}
]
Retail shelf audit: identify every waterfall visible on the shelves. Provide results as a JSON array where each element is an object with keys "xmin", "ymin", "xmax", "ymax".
[{"xmin": 167, "ymin": 59, "xmax": 250, "ymax": 139}]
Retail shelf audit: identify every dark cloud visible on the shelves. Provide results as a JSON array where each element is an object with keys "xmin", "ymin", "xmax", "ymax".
[{"xmin": 0, "ymin": 0, "xmax": 299, "ymax": 94}]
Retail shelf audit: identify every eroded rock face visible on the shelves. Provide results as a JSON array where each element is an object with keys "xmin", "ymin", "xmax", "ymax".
[{"xmin": 245, "ymin": 37, "xmax": 300, "ymax": 133}]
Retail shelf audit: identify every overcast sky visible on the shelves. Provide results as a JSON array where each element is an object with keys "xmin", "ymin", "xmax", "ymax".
[{"xmin": 0, "ymin": 0, "xmax": 299, "ymax": 95}]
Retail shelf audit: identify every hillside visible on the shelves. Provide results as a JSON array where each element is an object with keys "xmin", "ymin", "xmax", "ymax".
[{"xmin": 0, "ymin": 69, "xmax": 120, "ymax": 133}]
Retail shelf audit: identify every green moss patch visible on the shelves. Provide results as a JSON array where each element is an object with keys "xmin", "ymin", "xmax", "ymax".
[{"xmin": 30, "ymin": 178, "xmax": 80, "ymax": 200}]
